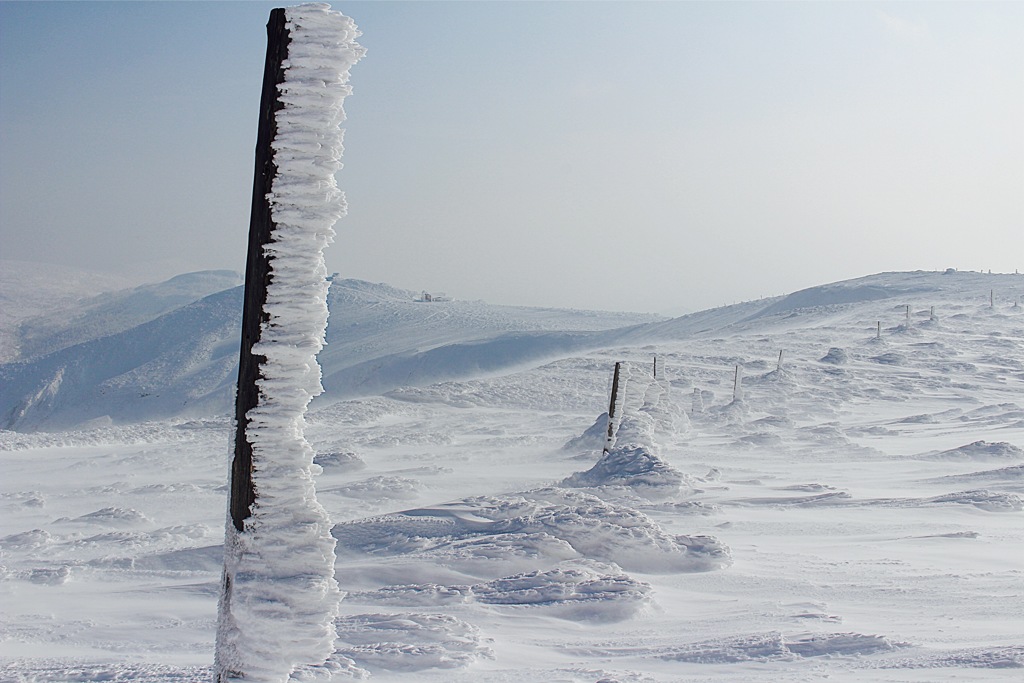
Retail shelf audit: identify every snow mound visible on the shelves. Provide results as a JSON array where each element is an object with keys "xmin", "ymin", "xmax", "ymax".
[
  {"xmin": 563, "ymin": 366, "xmax": 689, "ymax": 494},
  {"xmin": 578, "ymin": 631, "xmax": 904, "ymax": 664},
  {"xmin": 346, "ymin": 583, "xmax": 474, "ymax": 607},
  {"xmin": 925, "ymin": 489, "xmax": 1023, "ymax": 512},
  {"xmin": 333, "ymin": 488, "xmax": 730, "ymax": 574},
  {"xmin": 935, "ymin": 464, "xmax": 1024, "ymax": 485},
  {"xmin": 0, "ymin": 661, "xmax": 213, "ymax": 682},
  {"xmin": 820, "ymin": 347, "xmax": 848, "ymax": 364},
  {"xmin": 562, "ymin": 411, "xmax": 609, "ymax": 452},
  {"xmin": 883, "ymin": 645, "xmax": 1024, "ymax": 669},
  {"xmin": 331, "ymin": 475, "xmax": 419, "ymax": 501},
  {"xmin": 313, "ymin": 450, "xmax": 365, "ymax": 471},
  {"xmin": 59, "ymin": 506, "xmax": 151, "ymax": 526},
  {"xmin": 925, "ymin": 440, "xmax": 1024, "ymax": 461},
  {"xmin": 1, "ymin": 528, "xmax": 53, "ymax": 549},
  {"xmin": 334, "ymin": 613, "xmax": 492, "ymax": 672},
  {"xmin": 471, "ymin": 562, "xmax": 651, "ymax": 621},
  {"xmin": 345, "ymin": 562, "xmax": 650, "ymax": 622},
  {"xmin": 561, "ymin": 444, "xmax": 689, "ymax": 493}
]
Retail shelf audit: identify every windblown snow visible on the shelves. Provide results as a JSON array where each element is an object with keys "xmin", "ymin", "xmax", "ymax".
[
  {"xmin": 2, "ymin": 268, "xmax": 1022, "ymax": 681},
  {"xmin": 215, "ymin": 4, "xmax": 364, "ymax": 681}
]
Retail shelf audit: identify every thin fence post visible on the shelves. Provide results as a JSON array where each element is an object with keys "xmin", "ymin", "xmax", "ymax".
[
  {"xmin": 777, "ymin": 349, "xmax": 784, "ymax": 372},
  {"xmin": 877, "ymin": 321, "xmax": 881, "ymax": 339},
  {"xmin": 732, "ymin": 364, "xmax": 741, "ymax": 402},
  {"xmin": 604, "ymin": 362, "xmax": 621, "ymax": 453}
]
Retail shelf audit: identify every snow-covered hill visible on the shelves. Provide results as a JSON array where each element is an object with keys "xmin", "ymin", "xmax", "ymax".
[
  {"xmin": 14, "ymin": 269, "xmax": 242, "ymax": 361},
  {"xmin": 1, "ymin": 269, "xmax": 1021, "ymax": 681},
  {"xmin": 0, "ymin": 276, "xmax": 659, "ymax": 431},
  {"xmin": 0, "ymin": 260, "xmax": 135, "ymax": 364},
  {"xmin": 2, "ymin": 270, "xmax": 1021, "ymax": 432}
]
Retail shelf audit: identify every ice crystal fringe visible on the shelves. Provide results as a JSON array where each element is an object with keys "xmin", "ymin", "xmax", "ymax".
[{"xmin": 216, "ymin": 5, "xmax": 364, "ymax": 681}]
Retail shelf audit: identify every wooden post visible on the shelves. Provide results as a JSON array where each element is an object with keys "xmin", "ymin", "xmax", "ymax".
[
  {"xmin": 877, "ymin": 321, "xmax": 881, "ymax": 339},
  {"xmin": 229, "ymin": 9, "xmax": 290, "ymax": 533},
  {"xmin": 776, "ymin": 349, "xmax": 784, "ymax": 372},
  {"xmin": 653, "ymin": 355, "xmax": 657, "ymax": 379},
  {"xmin": 732, "ymin": 364, "xmax": 740, "ymax": 402},
  {"xmin": 991, "ymin": 289, "xmax": 994, "ymax": 308},
  {"xmin": 905, "ymin": 304, "xmax": 910, "ymax": 325},
  {"xmin": 604, "ymin": 362, "xmax": 621, "ymax": 453}
]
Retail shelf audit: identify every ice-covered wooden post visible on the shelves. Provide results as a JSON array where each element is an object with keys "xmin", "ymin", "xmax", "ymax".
[
  {"xmin": 604, "ymin": 361, "xmax": 622, "ymax": 453},
  {"xmin": 215, "ymin": 5, "xmax": 364, "ymax": 681}
]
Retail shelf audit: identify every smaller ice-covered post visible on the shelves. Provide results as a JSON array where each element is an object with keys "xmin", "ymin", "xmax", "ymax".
[
  {"xmin": 215, "ymin": 4, "xmax": 364, "ymax": 681},
  {"xmin": 605, "ymin": 361, "xmax": 622, "ymax": 453}
]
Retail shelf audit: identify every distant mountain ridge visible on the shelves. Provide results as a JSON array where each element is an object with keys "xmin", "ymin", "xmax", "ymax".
[{"xmin": 1, "ymin": 269, "xmax": 1020, "ymax": 432}]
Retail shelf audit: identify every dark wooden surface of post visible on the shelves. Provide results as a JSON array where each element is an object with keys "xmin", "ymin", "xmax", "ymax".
[
  {"xmin": 230, "ymin": 9, "xmax": 290, "ymax": 532},
  {"xmin": 605, "ymin": 362, "xmax": 621, "ymax": 451}
]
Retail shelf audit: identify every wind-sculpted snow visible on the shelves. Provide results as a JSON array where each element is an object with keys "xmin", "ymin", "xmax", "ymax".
[
  {"xmin": 561, "ymin": 444, "xmax": 690, "ymax": 493},
  {"xmin": 923, "ymin": 440, "xmax": 1024, "ymax": 461},
  {"xmin": 334, "ymin": 613, "xmax": 491, "ymax": 673},
  {"xmin": 333, "ymin": 488, "xmax": 730, "ymax": 575},
  {"xmin": 562, "ymin": 366, "xmax": 690, "ymax": 494},
  {"xmin": 345, "ymin": 563, "xmax": 651, "ymax": 622},
  {"xmin": 3, "ymin": 269, "xmax": 1024, "ymax": 680},
  {"xmin": 571, "ymin": 630, "xmax": 906, "ymax": 663}
]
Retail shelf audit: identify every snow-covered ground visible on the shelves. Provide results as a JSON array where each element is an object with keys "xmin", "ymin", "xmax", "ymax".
[{"xmin": 1, "ymin": 269, "xmax": 1023, "ymax": 681}]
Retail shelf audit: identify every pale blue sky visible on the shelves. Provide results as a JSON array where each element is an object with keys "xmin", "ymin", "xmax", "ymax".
[{"xmin": 1, "ymin": 1, "xmax": 1021, "ymax": 312}]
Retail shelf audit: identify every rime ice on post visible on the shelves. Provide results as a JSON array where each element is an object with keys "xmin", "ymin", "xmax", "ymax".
[{"xmin": 215, "ymin": 4, "xmax": 364, "ymax": 681}]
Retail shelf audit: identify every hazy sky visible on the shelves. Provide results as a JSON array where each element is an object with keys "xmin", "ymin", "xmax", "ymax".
[{"xmin": 1, "ymin": 1, "xmax": 1021, "ymax": 313}]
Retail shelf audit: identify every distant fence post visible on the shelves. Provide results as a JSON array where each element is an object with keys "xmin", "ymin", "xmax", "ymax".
[
  {"xmin": 229, "ymin": 7, "xmax": 290, "ymax": 534},
  {"xmin": 876, "ymin": 321, "xmax": 881, "ymax": 339},
  {"xmin": 604, "ymin": 361, "xmax": 622, "ymax": 453},
  {"xmin": 732, "ymin": 364, "xmax": 741, "ymax": 402},
  {"xmin": 776, "ymin": 349, "xmax": 784, "ymax": 372}
]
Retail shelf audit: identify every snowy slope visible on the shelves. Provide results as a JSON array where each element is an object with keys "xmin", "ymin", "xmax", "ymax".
[
  {"xmin": 1, "ymin": 269, "xmax": 1022, "ymax": 681},
  {"xmin": 0, "ymin": 287, "xmax": 244, "ymax": 432},
  {"xmin": 0, "ymin": 260, "xmax": 134, "ymax": 363},
  {"xmin": 15, "ymin": 269, "xmax": 242, "ymax": 361}
]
